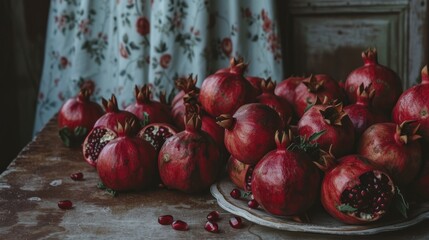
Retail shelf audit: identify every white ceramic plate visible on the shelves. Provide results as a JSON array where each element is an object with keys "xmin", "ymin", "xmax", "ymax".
[{"xmin": 210, "ymin": 177, "xmax": 429, "ymax": 235}]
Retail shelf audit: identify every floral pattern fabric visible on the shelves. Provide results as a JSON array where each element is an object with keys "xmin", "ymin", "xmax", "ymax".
[{"xmin": 34, "ymin": 0, "xmax": 284, "ymax": 134}]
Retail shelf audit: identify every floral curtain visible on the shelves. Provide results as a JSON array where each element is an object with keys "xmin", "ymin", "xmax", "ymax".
[{"xmin": 34, "ymin": 0, "xmax": 284, "ymax": 134}]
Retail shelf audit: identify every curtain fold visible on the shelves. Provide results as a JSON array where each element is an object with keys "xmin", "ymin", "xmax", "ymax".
[{"xmin": 34, "ymin": 0, "xmax": 284, "ymax": 134}]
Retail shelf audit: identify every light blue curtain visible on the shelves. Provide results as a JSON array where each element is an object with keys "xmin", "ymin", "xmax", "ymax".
[{"xmin": 34, "ymin": 0, "xmax": 284, "ymax": 134}]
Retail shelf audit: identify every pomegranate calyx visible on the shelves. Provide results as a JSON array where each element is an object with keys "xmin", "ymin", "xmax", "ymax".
[
  {"xmin": 421, "ymin": 65, "xmax": 429, "ymax": 84},
  {"xmin": 303, "ymin": 75, "xmax": 324, "ymax": 93},
  {"xmin": 260, "ymin": 77, "xmax": 276, "ymax": 93},
  {"xmin": 319, "ymin": 103, "xmax": 348, "ymax": 126},
  {"xmin": 77, "ymin": 88, "xmax": 92, "ymax": 102},
  {"xmin": 101, "ymin": 94, "xmax": 120, "ymax": 112},
  {"xmin": 395, "ymin": 120, "xmax": 421, "ymax": 144},
  {"xmin": 362, "ymin": 48, "xmax": 378, "ymax": 65},
  {"xmin": 216, "ymin": 114, "xmax": 235, "ymax": 130},
  {"xmin": 184, "ymin": 112, "xmax": 202, "ymax": 131},
  {"xmin": 114, "ymin": 119, "xmax": 137, "ymax": 136},
  {"xmin": 313, "ymin": 145, "xmax": 336, "ymax": 172},
  {"xmin": 356, "ymin": 83, "xmax": 375, "ymax": 105},
  {"xmin": 274, "ymin": 130, "xmax": 293, "ymax": 149},
  {"xmin": 135, "ymin": 84, "xmax": 152, "ymax": 104}
]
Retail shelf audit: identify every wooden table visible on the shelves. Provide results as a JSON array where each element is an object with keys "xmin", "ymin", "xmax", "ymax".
[{"xmin": 1, "ymin": 117, "xmax": 429, "ymax": 239}]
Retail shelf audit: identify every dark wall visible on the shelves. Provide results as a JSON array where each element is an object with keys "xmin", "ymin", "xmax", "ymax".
[{"xmin": 0, "ymin": 0, "xmax": 49, "ymax": 172}]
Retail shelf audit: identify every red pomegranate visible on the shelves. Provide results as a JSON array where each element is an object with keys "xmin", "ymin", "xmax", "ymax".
[
  {"xmin": 94, "ymin": 94, "xmax": 141, "ymax": 135},
  {"xmin": 412, "ymin": 154, "xmax": 429, "ymax": 201},
  {"xmin": 171, "ymin": 91, "xmax": 199, "ymax": 130},
  {"xmin": 217, "ymin": 103, "xmax": 283, "ymax": 165},
  {"xmin": 245, "ymin": 76, "xmax": 263, "ymax": 98},
  {"xmin": 293, "ymin": 74, "xmax": 344, "ymax": 118},
  {"xmin": 82, "ymin": 125, "xmax": 117, "ymax": 167},
  {"xmin": 320, "ymin": 154, "xmax": 396, "ymax": 224},
  {"xmin": 274, "ymin": 75, "xmax": 305, "ymax": 105},
  {"xmin": 344, "ymin": 83, "xmax": 389, "ymax": 137},
  {"xmin": 298, "ymin": 102, "xmax": 355, "ymax": 158},
  {"xmin": 58, "ymin": 89, "xmax": 104, "ymax": 147},
  {"xmin": 251, "ymin": 130, "xmax": 321, "ymax": 216},
  {"xmin": 96, "ymin": 122, "xmax": 158, "ymax": 191},
  {"xmin": 226, "ymin": 156, "xmax": 254, "ymax": 191},
  {"xmin": 199, "ymin": 58, "xmax": 254, "ymax": 117},
  {"xmin": 256, "ymin": 78, "xmax": 294, "ymax": 125},
  {"xmin": 125, "ymin": 84, "xmax": 173, "ymax": 124},
  {"xmin": 392, "ymin": 65, "xmax": 429, "ymax": 140},
  {"xmin": 357, "ymin": 121, "xmax": 422, "ymax": 186},
  {"xmin": 345, "ymin": 48, "xmax": 403, "ymax": 114},
  {"xmin": 158, "ymin": 113, "xmax": 222, "ymax": 193}
]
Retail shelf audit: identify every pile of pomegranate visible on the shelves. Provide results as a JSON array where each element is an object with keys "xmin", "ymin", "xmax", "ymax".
[{"xmin": 57, "ymin": 49, "xmax": 429, "ymax": 226}]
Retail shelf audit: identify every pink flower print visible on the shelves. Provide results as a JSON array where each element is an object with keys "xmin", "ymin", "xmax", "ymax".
[
  {"xmin": 60, "ymin": 56, "xmax": 70, "ymax": 69},
  {"xmin": 244, "ymin": 8, "xmax": 252, "ymax": 18},
  {"xmin": 58, "ymin": 91, "xmax": 65, "ymax": 101},
  {"xmin": 160, "ymin": 54, "xmax": 172, "ymax": 69},
  {"xmin": 54, "ymin": 78, "xmax": 60, "ymax": 86},
  {"xmin": 136, "ymin": 17, "xmax": 150, "ymax": 36},
  {"xmin": 80, "ymin": 79, "xmax": 95, "ymax": 94},
  {"xmin": 79, "ymin": 19, "xmax": 90, "ymax": 35},
  {"xmin": 263, "ymin": 18, "xmax": 272, "ymax": 33},
  {"xmin": 120, "ymin": 43, "xmax": 129, "ymax": 59},
  {"xmin": 38, "ymin": 92, "xmax": 44, "ymax": 100},
  {"xmin": 221, "ymin": 38, "xmax": 233, "ymax": 57}
]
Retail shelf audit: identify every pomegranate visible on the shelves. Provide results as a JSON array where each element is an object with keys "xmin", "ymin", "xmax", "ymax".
[
  {"xmin": 58, "ymin": 200, "xmax": 73, "ymax": 210},
  {"xmin": 230, "ymin": 188, "xmax": 241, "ymax": 199},
  {"xmin": 320, "ymin": 154, "xmax": 396, "ymax": 224},
  {"xmin": 204, "ymin": 221, "xmax": 219, "ymax": 233},
  {"xmin": 199, "ymin": 58, "xmax": 254, "ymax": 117},
  {"xmin": 207, "ymin": 211, "xmax": 220, "ymax": 222},
  {"xmin": 137, "ymin": 123, "xmax": 177, "ymax": 153},
  {"xmin": 344, "ymin": 83, "xmax": 389, "ymax": 137},
  {"xmin": 94, "ymin": 94, "xmax": 141, "ymax": 135},
  {"xmin": 274, "ymin": 75, "xmax": 305, "ymax": 105},
  {"xmin": 158, "ymin": 215, "xmax": 174, "ymax": 225},
  {"xmin": 171, "ymin": 74, "xmax": 199, "ymax": 109},
  {"xmin": 293, "ymin": 74, "xmax": 344, "ymax": 118},
  {"xmin": 82, "ymin": 126, "xmax": 117, "ymax": 167},
  {"xmin": 345, "ymin": 48, "xmax": 403, "ymax": 114},
  {"xmin": 393, "ymin": 65, "xmax": 429, "ymax": 140},
  {"xmin": 246, "ymin": 76, "xmax": 263, "ymax": 98},
  {"xmin": 96, "ymin": 121, "xmax": 158, "ymax": 191},
  {"xmin": 217, "ymin": 103, "xmax": 283, "ymax": 165},
  {"xmin": 171, "ymin": 220, "xmax": 189, "ymax": 231},
  {"xmin": 248, "ymin": 199, "xmax": 259, "ymax": 209},
  {"xmin": 256, "ymin": 78, "xmax": 294, "ymax": 125},
  {"xmin": 357, "ymin": 121, "xmax": 422, "ymax": 186},
  {"xmin": 70, "ymin": 172, "xmax": 84, "ymax": 181},
  {"xmin": 125, "ymin": 84, "xmax": 173, "ymax": 124},
  {"xmin": 251, "ymin": 130, "xmax": 321, "ymax": 216},
  {"xmin": 226, "ymin": 156, "xmax": 254, "ymax": 191},
  {"xmin": 229, "ymin": 216, "xmax": 243, "ymax": 229},
  {"xmin": 158, "ymin": 113, "xmax": 222, "ymax": 193},
  {"xmin": 58, "ymin": 89, "xmax": 104, "ymax": 147},
  {"xmin": 298, "ymin": 102, "xmax": 355, "ymax": 158},
  {"xmin": 412, "ymin": 154, "xmax": 429, "ymax": 201}
]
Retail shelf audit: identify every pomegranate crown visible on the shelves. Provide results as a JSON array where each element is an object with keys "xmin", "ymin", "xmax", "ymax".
[
  {"xmin": 395, "ymin": 120, "xmax": 421, "ymax": 145},
  {"xmin": 175, "ymin": 74, "xmax": 199, "ymax": 93},
  {"xmin": 312, "ymin": 145, "xmax": 336, "ymax": 172},
  {"xmin": 114, "ymin": 118, "xmax": 137, "ymax": 136},
  {"xmin": 362, "ymin": 48, "xmax": 378, "ymax": 65},
  {"xmin": 319, "ymin": 103, "xmax": 348, "ymax": 126},
  {"xmin": 421, "ymin": 65, "xmax": 428, "ymax": 83},
  {"xmin": 303, "ymin": 74, "xmax": 324, "ymax": 93},
  {"xmin": 216, "ymin": 114, "xmax": 235, "ymax": 130},
  {"xmin": 260, "ymin": 77, "xmax": 276, "ymax": 93},
  {"xmin": 182, "ymin": 90, "xmax": 200, "ymax": 105},
  {"xmin": 356, "ymin": 83, "xmax": 375, "ymax": 104},
  {"xmin": 101, "ymin": 94, "xmax": 120, "ymax": 112},
  {"xmin": 274, "ymin": 129, "xmax": 293, "ymax": 149},
  {"xmin": 77, "ymin": 88, "xmax": 92, "ymax": 102},
  {"xmin": 184, "ymin": 111, "xmax": 202, "ymax": 132},
  {"xmin": 134, "ymin": 84, "xmax": 153, "ymax": 104},
  {"xmin": 228, "ymin": 57, "xmax": 248, "ymax": 75}
]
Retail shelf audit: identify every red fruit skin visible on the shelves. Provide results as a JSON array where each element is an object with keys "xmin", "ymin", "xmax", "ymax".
[
  {"xmin": 226, "ymin": 155, "xmax": 254, "ymax": 191},
  {"xmin": 345, "ymin": 49, "xmax": 402, "ymax": 114},
  {"xmin": 293, "ymin": 74, "xmax": 344, "ymax": 118},
  {"xmin": 246, "ymin": 76, "xmax": 263, "ymax": 98},
  {"xmin": 251, "ymin": 144, "xmax": 320, "ymax": 216},
  {"xmin": 94, "ymin": 111, "xmax": 140, "ymax": 134},
  {"xmin": 297, "ymin": 105, "xmax": 355, "ymax": 158},
  {"xmin": 199, "ymin": 65, "xmax": 254, "ymax": 117},
  {"xmin": 392, "ymin": 66, "xmax": 429, "ymax": 140},
  {"xmin": 200, "ymin": 114, "xmax": 228, "ymax": 163},
  {"xmin": 58, "ymin": 93, "xmax": 104, "ymax": 131},
  {"xmin": 96, "ymin": 136, "xmax": 158, "ymax": 191},
  {"xmin": 357, "ymin": 122, "xmax": 422, "ymax": 186},
  {"xmin": 221, "ymin": 103, "xmax": 283, "ymax": 165},
  {"xmin": 126, "ymin": 101, "xmax": 172, "ymax": 124},
  {"xmin": 344, "ymin": 102, "xmax": 389, "ymax": 138},
  {"xmin": 257, "ymin": 85, "xmax": 294, "ymax": 126},
  {"xmin": 321, "ymin": 155, "xmax": 394, "ymax": 224},
  {"xmin": 412, "ymin": 155, "xmax": 429, "ymax": 201},
  {"xmin": 274, "ymin": 76, "xmax": 305, "ymax": 105},
  {"xmin": 158, "ymin": 127, "xmax": 222, "ymax": 193}
]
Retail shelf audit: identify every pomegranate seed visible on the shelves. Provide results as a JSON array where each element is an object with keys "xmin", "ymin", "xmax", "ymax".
[
  {"xmin": 57, "ymin": 200, "xmax": 73, "ymax": 210},
  {"xmin": 171, "ymin": 220, "xmax": 189, "ymax": 231},
  {"xmin": 207, "ymin": 210, "xmax": 220, "ymax": 222},
  {"xmin": 70, "ymin": 172, "xmax": 84, "ymax": 181},
  {"xmin": 158, "ymin": 215, "xmax": 174, "ymax": 225},
  {"xmin": 248, "ymin": 199, "xmax": 259, "ymax": 209},
  {"xmin": 204, "ymin": 221, "xmax": 219, "ymax": 233},
  {"xmin": 230, "ymin": 188, "xmax": 241, "ymax": 199},
  {"xmin": 229, "ymin": 216, "xmax": 243, "ymax": 229}
]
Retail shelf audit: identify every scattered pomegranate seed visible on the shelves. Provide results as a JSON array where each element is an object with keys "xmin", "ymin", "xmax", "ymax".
[
  {"xmin": 248, "ymin": 199, "xmax": 259, "ymax": 209},
  {"xmin": 204, "ymin": 221, "xmax": 219, "ymax": 233},
  {"xmin": 70, "ymin": 172, "xmax": 84, "ymax": 181},
  {"xmin": 57, "ymin": 200, "xmax": 73, "ymax": 210},
  {"xmin": 158, "ymin": 215, "xmax": 174, "ymax": 225},
  {"xmin": 229, "ymin": 216, "xmax": 243, "ymax": 229},
  {"xmin": 171, "ymin": 220, "xmax": 189, "ymax": 231},
  {"xmin": 206, "ymin": 210, "xmax": 220, "ymax": 222},
  {"xmin": 230, "ymin": 188, "xmax": 241, "ymax": 199}
]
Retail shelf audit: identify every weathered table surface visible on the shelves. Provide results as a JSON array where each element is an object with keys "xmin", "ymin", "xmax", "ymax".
[{"xmin": 1, "ymin": 117, "xmax": 429, "ymax": 239}]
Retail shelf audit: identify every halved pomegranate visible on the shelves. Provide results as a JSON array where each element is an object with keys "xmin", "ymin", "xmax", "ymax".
[{"xmin": 137, "ymin": 123, "xmax": 177, "ymax": 153}]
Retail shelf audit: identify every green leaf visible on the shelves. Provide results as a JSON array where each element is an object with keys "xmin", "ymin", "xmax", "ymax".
[
  {"xmin": 97, "ymin": 182, "xmax": 117, "ymax": 197},
  {"xmin": 142, "ymin": 112, "xmax": 150, "ymax": 126},
  {"xmin": 304, "ymin": 101, "xmax": 316, "ymax": 113},
  {"xmin": 74, "ymin": 126, "xmax": 88, "ymax": 137},
  {"xmin": 394, "ymin": 186, "xmax": 409, "ymax": 218},
  {"xmin": 309, "ymin": 130, "xmax": 327, "ymax": 142},
  {"xmin": 337, "ymin": 204, "xmax": 358, "ymax": 213},
  {"xmin": 59, "ymin": 127, "xmax": 73, "ymax": 147}
]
